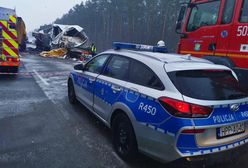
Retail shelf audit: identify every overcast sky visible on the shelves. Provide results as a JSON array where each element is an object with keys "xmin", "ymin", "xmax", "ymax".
[{"xmin": 0, "ymin": 0, "xmax": 84, "ymax": 32}]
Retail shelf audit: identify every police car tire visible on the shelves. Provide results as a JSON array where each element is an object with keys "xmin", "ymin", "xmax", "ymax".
[
  {"xmin": 68, "ymin": 79, "xmax": 77, "ymax": 104},
  {"xmin": 113, "ymin": 113, "xmax": 137, "ymax": 160}
]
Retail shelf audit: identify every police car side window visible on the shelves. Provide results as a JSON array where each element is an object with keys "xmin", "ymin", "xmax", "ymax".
[
  {"xmin": 84, "ymin": 54, "xmax": 110, "ymax": 74},
  {"xmin": 103, "ymin": 55, "xmax": 130, "ymax": 80},
  {"xmin": 129, "ymin": 60, "xmax": 164, "ymax": 90}
]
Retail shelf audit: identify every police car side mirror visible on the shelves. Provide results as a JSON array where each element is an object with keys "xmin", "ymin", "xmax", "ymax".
[{"xmin": 74, "ymin": 64, "xmax": 85, "ymax": 71}]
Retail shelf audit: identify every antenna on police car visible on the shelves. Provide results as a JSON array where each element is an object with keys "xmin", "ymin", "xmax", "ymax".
[{"xmin": 185, "ymin": 54, "xmax": 191, "ymax": 60}]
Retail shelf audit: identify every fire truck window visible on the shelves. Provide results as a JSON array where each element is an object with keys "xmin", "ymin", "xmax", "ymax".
[
  {"xmin": 221, "ymin": 0, "xmax": 235, "ymax": 24},
  {"xmin": 187, "ymin": 1, "xmax": 221, "ymax": 32},
  {"xmin": 240, "ymin": 0, "xmax": 248, "ymax": 23}
]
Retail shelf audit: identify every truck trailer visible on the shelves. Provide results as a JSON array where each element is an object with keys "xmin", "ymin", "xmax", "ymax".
[{"xmin": 176, "ymin": 0, "xmax": 248, "ymax": 84}]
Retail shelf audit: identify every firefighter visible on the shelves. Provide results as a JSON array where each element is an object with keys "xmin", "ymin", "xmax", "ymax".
[{"xmin": 91, "ymin": 43, "xmax": 97, "ymax": 56}]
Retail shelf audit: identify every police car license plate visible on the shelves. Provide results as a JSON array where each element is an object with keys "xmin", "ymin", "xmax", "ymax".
[{"xmin": 217, "ymin": 123, "xmax": 245, "ymax": 139}]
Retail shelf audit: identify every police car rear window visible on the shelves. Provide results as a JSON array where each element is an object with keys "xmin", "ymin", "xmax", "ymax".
[{"xmin": 168, "ymin": 70, "xmax": 248, "ymax": 100}]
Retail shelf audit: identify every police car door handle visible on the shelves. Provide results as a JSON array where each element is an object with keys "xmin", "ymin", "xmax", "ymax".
[{"xmin": 111, "ymin": 86, "xmax": 121, "ymax": 93}]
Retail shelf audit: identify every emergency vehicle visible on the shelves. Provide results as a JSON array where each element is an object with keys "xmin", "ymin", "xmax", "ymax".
[
  {"xmin": 0, "ymin": 7, "xmax": 20, "ymax": 73},
  {"xmin": 176, "ymin": 0, "xmax": 248, "ymax": 84},
  {"xmin": 68, "ymin": 42, "xmax": 248, "ymax": 163}
]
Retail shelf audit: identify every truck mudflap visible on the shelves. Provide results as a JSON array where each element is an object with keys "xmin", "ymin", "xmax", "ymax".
[{"xmin": 176, "ymin": 101, "xmax": 248, "ymax": 157}]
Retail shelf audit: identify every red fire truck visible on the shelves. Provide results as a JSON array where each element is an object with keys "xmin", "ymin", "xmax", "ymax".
[{"xmin": 176, "ymin": 0, "xmax": 248, "ymax": 84}]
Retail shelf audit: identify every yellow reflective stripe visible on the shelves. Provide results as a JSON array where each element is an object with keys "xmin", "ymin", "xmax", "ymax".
[
  {"xmin": 0, "ymin": 22, "xmax": 17, "ymax": 39},
  {"xmin": 9, "ymin": 16, "xmax": 17, "ymax": 23},
  {"xmin": 214, "ymin": 53, "xmax": 227, "ymax": 57},
  {"xmin": 1, "ymin": 55, "xmax": 6, "ymax": 61},
  {"xmin": 0, "ymin": 21, "xmax": 7, "ymax": 27},
  {"xmin": 3, "ymin": 43, "xmax": 17, "ymax": 57},
  {"xmin": 11, "ymin": 31, "xmax": 17, "ymax": 37},
  {"xmin": 7, "ymin": 39, "xmax": 18, "ymax": 49},
  {"xmin": 180, "ymin": 51, "xmax": 248, "ymax": 59},
  {"xmin": 227, "ymin": 53, "xmax": 248, "ymax": 59},
  {"xmin": 180, "ymin": 50, "xmax": 213, "ymax": 55},
  {"xmin": 2, "ymin": 32, "xmax": 18, "ymax": 48},
  {"xmin": 0, "ymin": 20, "xmax": 17, "ymax": 38}
]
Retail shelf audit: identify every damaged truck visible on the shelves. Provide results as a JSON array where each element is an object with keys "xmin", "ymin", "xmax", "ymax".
[{"xmin": 33, "ymin": 24, "xmax": 92, "ymax": 59}]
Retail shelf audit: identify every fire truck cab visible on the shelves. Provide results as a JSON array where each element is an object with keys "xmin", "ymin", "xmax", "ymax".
[
  {"xmin": 176, "ymin": 0, "xmax": 248, "ymax": 84},
  {"xmin": 0, "ymin": 7, "xmax": 20, "ymax": 73}
]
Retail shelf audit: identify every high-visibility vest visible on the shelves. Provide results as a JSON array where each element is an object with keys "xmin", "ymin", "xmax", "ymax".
[{"xmin": 91, "ymin": 45, "xmax": 96, "ymax": 53}]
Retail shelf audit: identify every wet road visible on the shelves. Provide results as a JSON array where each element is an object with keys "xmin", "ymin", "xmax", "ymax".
[{"xmin": 0, "ymin": 53, "xmax": 247, "ymax": 168}]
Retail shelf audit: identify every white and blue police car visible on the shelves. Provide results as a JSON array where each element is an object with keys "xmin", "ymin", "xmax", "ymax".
[{"xmin": 67, "ymin": 42, "xmax": 248, "ymax": 163}]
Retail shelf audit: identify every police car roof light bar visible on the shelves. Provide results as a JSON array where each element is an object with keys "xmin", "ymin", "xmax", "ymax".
[{"xmin": 113, "ymin": 42, "xmax": 168, "ymax": 53}]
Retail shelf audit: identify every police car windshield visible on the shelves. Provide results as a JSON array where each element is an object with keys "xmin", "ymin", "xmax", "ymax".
[{"xmin": 168, "ymin": 70, "xmax": 248, "ymax": 100}]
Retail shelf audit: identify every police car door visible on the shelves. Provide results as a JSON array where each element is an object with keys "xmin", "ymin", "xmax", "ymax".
[
  {"xmin": 76, "ymin": 54, "xmax": 110, "ymax": 110},
  {"xmin": 94, "ymin": 55, "xmax": 130, "ymax": 120}
]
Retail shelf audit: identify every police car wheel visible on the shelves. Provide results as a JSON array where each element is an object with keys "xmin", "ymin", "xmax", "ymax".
[
  {"xmin": 68, "ymin": 79, "xmax": 77, "ymax": 104},
  {"xmin": 113, "ymin": 114, "xmax": 137, "ymax": 160}
]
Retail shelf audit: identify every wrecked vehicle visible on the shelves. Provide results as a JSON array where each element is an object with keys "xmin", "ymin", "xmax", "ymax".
[
  {"xmin": 51, "ymin": 24, "xmax": 89, "ymax": 49},
  {"xmin": 33, "ymin": 24, "xmax": 92, "ymax": 60},
  {"xmin": 33, "ymin": 24, "xmax": 90, "ymax": 50},
  {"xmin": 32, "ymin": 30, "xmax": 51, "ymax": 51}
]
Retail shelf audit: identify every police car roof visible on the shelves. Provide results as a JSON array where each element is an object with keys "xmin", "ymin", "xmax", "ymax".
[
  {"xmin": 103, "ymin": 49, "xmax": 231, "ymax": 72},
  {"xmin": 105, "ymin": 49, "xmax": 210, "ymax": 64}
]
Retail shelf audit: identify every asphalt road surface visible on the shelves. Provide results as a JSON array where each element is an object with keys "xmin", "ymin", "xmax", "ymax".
[{"xmin": 0, "ymin": 53, "xmax": 248, "ymax": 168}]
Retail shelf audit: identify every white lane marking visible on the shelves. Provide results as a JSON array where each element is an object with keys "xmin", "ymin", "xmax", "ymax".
[
  {"xmin": 33, "ymin": 69, "xmax": 50, "ymax": 86},
  {"xmin": 31, "ymin": 69, "xmax": 70, "ymax": 121}
]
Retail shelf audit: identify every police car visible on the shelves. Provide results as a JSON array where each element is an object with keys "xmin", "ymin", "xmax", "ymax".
[{"xmin": 67, "ymin": 42, "xmax": 248, "ymax": 163}]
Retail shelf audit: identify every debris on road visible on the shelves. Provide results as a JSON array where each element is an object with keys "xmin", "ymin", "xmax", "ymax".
[{"xmin": 40, "ymin": 48, "xmax": 67, "ymax": 58}]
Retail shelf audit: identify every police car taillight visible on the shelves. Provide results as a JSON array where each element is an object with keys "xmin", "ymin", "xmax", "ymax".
[{"xmin": 158, "ymin": 97, "xmax": 213, "ymax": 118}]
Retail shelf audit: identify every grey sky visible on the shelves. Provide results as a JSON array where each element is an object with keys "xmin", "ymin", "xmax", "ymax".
[{"xmin": 0, "ymin": 0, "xmax": 84, "ymax": 32}]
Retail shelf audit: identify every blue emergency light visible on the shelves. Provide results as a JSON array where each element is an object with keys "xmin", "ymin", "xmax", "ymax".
[{"xmin": 113, "ymin": 42, "xmax": 168, "ymax": 53}]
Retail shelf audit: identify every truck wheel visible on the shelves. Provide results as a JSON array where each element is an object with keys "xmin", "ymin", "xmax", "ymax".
[
  {"xmin": 112, "ymin": 113, "xmax": 137, "ymax": 160},
  {"xmin": 68, "ymin": 79, "xmax": 77, "ymax": 104}
]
